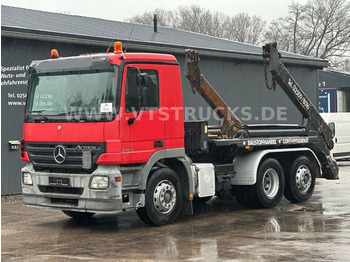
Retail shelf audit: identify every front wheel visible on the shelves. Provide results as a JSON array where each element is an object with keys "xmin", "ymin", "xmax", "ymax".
[
  {"xmin": 136, "ymin": 168, "xmax": 183, "ymax": 226},
  {"xmin": 284, "ymin": 156, "xmax": 316, "ymax": 203}
]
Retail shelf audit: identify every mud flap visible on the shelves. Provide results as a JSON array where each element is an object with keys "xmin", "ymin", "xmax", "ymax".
[
  {"xmin": 322, "ymin": 157, "xmax": 339, "ymax": 180},
  {"xmin": 181, "ymin": 200, "xmax": 193, "ymax": 216}
]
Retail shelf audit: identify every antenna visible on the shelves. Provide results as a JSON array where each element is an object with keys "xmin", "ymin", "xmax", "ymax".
[
  {"xmin": 106, "ymin": 24, "xmax": 135, "ymax": 54},
  {"xmin": 124, "ymin": 25, "xmax": 135, "ymax": 53},
  {"xmin": 106, "ymin": 42, "xmax": 114, "ymax": 53}
]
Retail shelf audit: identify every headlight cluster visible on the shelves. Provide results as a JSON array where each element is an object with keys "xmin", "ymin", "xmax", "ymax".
[
  {"xmin": 22, "ymin": 173, "xmax": 33, "ymax": 185},
  {"xmin": 22, "ymin": 173, "xmax": 110, "ymax": 189},
  {"xmin": 90, "ymin": 176, "xmax": 109, "ymax": 189}
]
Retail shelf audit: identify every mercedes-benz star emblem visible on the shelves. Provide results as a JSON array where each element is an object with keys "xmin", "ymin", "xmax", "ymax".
[{"xmin": 53, "ymin": 145, "xmax": 66, "ymax": 164}]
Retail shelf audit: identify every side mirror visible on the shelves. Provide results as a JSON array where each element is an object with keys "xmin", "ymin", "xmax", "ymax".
[
  {"xmin": 136, "ymin": 73, "xmax": 148, "ymax": 86},
  {"xmin": 127, "ymin": 68, "xmax": 148, "ymax": 125}
]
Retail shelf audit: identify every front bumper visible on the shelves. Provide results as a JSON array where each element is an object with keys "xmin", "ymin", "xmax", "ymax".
[{"xmin": 21, "ymin": 163, "xmax": 123, "ymax": 213}]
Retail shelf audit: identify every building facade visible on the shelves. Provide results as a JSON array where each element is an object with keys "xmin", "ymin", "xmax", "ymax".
[{"xmin": 318, "ymin": 70, "xmax": 350, "ymax": 113}]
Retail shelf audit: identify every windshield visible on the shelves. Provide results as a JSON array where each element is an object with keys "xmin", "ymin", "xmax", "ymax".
[{"xmin": 26, "ymin": 67, "xmax": 119, "ymax": 122}]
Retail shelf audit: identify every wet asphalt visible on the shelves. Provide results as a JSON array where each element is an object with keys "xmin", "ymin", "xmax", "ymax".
[{"xmin": 2, "ymin": 161, "xmax": 350, "ymax": 261}]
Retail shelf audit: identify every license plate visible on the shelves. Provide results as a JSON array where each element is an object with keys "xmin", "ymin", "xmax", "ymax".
[{"xmin": 49, "ymin": 177, "xmax": 69, "ymax": 186}]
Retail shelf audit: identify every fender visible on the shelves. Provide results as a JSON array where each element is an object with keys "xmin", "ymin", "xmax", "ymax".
[
  {"xmin": 232, "ymin": 147, "xmax": 321, "ymax": 185},
  {"xmin": 139, "ymin": 148, "xmax": 194, "ymax": 198}
]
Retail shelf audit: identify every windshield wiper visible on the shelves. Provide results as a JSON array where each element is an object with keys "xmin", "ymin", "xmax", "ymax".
[
  {"xmin": 56, "ymin": 111, "xmax": 112, "ymax": 122},
  {"xmin": 28, "ymin": 110, "xmax": 51, "ymax": 121},
  {"xmin": 56, "ymin": 111, "xmax": 90, "ymax": 122},
  {"xmin": 57, "ymin": 111, "xmax": 76, "ymax": 116},
  {"xmin": 29, "ymin": 110, "xmax": 46, "ymax": 114}
]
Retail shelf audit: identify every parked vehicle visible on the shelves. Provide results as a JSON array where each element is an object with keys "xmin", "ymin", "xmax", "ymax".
[
  {"xmin": 319, "ymin": 88, "xmax": 347, "ymax": 113},
  {"xmin": 20, "ymin": 42, "xmax": 338, "ymax": 226},
  {"xmin": 321, "ymin": 113, "xmax": 350, "ymax": 160}
]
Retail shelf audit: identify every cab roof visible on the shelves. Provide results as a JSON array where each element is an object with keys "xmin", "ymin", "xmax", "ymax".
[
  {"xmin": 111, "ymin": 53, "xmax": 178, "ymax": 64},
  {"xmin": 29, "ymin": 52, "xmax": 178, "ymax": 74}
]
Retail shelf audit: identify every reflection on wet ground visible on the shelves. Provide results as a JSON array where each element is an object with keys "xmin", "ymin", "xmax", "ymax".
[{"xmin": 2, "ymin": 162, "xmax": 350, "ymax": 261}]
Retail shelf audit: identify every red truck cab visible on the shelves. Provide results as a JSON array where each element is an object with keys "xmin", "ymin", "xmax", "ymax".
[{"xmin": 21, "ymin": 43, "xmax": 193, "ymax": 225}]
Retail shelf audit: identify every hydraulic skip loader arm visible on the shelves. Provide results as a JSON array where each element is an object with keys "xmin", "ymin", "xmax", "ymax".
[
  {"xmin": 185, "ymin": 49, "xmax": 245, "ymax": 138},
  {"xmin": 262, "ymin": 42, "xmax": 338, "ymax": 179}
]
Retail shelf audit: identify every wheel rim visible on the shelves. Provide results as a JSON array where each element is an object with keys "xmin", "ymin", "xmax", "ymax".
[
  {"xmin": 295, "ymin": 165, "xmax": 312, "ymax": 194},
  {"xmin": 262, "ymin": 168, "xmax": 279, "ymax": 200},
  {"xmin": 153, "ymin": 180, "xmax": 177, "ymax": 214}
]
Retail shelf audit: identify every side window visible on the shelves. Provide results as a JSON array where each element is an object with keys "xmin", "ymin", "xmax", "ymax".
[{"xmin": 125, "ymin": 69, "xmax": 159, "ymax": 113}]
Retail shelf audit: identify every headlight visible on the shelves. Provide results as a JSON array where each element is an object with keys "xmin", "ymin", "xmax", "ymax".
[
  {"xmin": 23, "ymin": 173, "xmax": 33, "ymax": 185},
  {"xmin": 90, "ymin": 176, "xmax": 109, "ymax": 189}
]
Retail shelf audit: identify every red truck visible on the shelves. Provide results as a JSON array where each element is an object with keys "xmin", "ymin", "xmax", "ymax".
[{"xmin": 21, "ymin": 42, "xmax": 338, "ymax": 225}]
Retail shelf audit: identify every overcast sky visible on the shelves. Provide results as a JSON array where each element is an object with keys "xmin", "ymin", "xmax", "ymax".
[{"xmin": 2, "ymin": 0, "xmax": 309, "ymax": 23}]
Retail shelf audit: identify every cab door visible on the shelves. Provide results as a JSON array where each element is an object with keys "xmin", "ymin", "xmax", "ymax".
[{"xmin": 119, "ymin": 64, "xmax": 165, "ymax": 163}]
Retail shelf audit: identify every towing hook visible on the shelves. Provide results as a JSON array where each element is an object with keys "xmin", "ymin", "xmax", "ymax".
[
  {"xmin": 262, "ymin": 49, "xmax": 270, "ymax": 59},
  {"xmin": 262, "ymin": 42, "xmax": 282, "ymax": 59},
  {"xmin": 262, "ymin": 46, "xmax": 271, "ymax": 59}
]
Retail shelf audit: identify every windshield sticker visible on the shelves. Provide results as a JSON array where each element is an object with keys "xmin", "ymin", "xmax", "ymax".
[{"xmin": 101, "ymin": 103, "xmax": 113, "ymax": 113}]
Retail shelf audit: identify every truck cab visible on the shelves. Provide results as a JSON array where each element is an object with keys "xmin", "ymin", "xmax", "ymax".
[{"xmin": 21, "ymin": 43, "xmax": 193, "ymax": 225}]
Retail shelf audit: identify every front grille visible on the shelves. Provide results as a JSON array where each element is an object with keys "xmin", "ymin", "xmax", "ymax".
[
  {"xmin": 25, "ymin": 142, "xmax": 105, "ymax": 173},
  {"xmin": 39, "ymin": 186, "xmax": 84, "ymax": 195}
]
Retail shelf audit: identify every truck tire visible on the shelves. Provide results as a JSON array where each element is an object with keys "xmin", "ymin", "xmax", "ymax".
[
  {"xmin": 136, "ymin": 168, "xmax": 183, "ymax": 226},
  {"xmin": 284, "ymin": 156, "xmax": 315, "ymax": 203},
  {"xmin": 251, "ymin": 158, "xmax": 285, "ymax": 208},
  {"xmin": 62, "ymin": 210, "xmax": 95, "ymax": 219}
]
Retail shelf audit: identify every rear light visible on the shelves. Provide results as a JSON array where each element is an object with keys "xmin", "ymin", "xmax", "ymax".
[{"xmin": 20, "ymin": 139, "xmax": 30, "ymax": 162}]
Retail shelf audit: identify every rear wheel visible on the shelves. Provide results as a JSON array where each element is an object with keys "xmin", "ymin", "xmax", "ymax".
[
  {"xmin": 234, "ymin": 158, "xmax": 284, "ymax": 209},
  {"xmin": 62, "ymin": 210, "xmax": 95, "ymax": 219},
  {"xmin": 249, "ymin": 158, "xmax": 284, "ymax": 208},
  {"xmin": 284, "ymin": 156, "xmax": 315, "ymax": 203},
  {"xmin": 136, "ymin": 168, "xmax": 183, "ymax": 226},
  {"xmin": 253, "ymin": 158, "xmax": 285, "ymax": 208}
]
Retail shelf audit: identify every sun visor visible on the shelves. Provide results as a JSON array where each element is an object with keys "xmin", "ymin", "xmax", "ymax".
[{"xmin": 29, "ymin": 55, "xmax": 113, "ymax": 74}]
